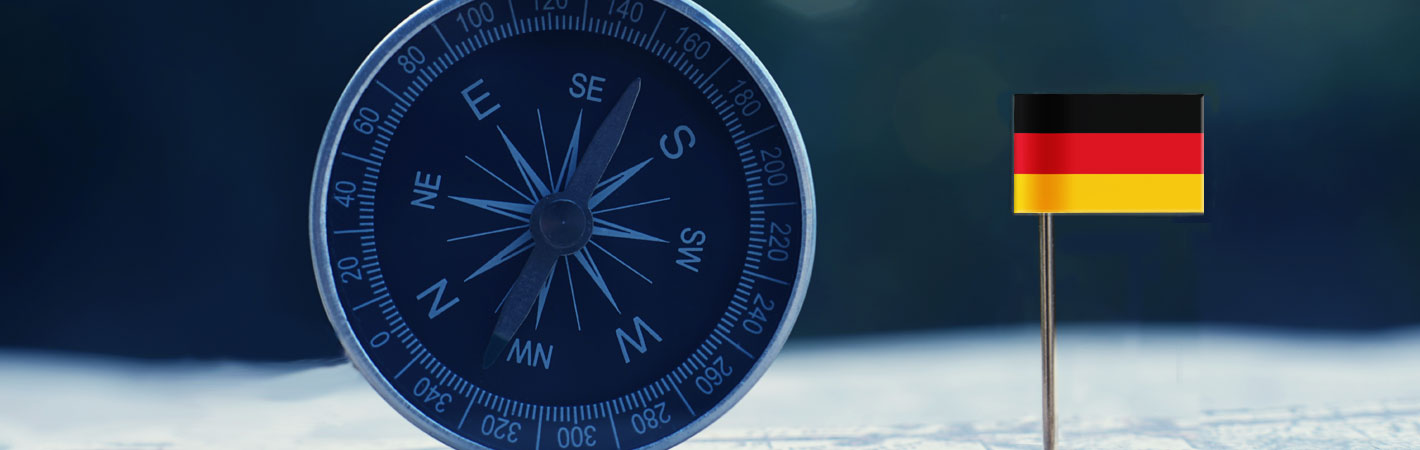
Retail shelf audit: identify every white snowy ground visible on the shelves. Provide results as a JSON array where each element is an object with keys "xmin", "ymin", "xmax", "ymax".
[{"xmin": 2, "ymin": 324, "xmax": 1419, "ymax": 449}]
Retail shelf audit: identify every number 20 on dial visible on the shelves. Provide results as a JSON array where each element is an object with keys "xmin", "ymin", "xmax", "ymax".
[{"xmin": 310, "ymin": 0, "xmax": 816, "ymax": 448}]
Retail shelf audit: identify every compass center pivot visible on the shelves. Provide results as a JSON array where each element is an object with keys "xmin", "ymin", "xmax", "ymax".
[{"xmin": 530, "ymin": 196, "xmax": 593, "ymax": 255}]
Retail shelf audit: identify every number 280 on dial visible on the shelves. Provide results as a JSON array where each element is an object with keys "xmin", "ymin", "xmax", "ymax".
[{"xmin": 310, "ymin": 0, "xmax": 816, "ymax": 448}]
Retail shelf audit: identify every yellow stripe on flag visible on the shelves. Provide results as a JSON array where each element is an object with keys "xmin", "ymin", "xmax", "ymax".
[{"xmin": 1014, "ymin": 174, "xmax": 1204, "ymax": 214}]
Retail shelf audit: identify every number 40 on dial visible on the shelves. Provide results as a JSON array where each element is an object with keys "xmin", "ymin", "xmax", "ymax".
[{"xmin": 311, "ymin": 1, "xmax": 816, "ymax": 448}]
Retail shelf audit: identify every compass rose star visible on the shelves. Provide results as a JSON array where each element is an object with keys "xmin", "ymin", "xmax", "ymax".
[
  {"xmin": 447, "ymin": 101, "xmax": 669, "ymax": 334},
  {"xmin": 314, "ymin": 5, "xmax": 816, "ymax": 443}
]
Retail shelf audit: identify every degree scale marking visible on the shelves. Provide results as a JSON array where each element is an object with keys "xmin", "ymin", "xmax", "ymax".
[
  {"xmin": 369, "ymin": 14, "xmax": 753, "ymax": 416},
  {"xmin": 321, "ymin": 2, "xmax": 806, "ymax": 448}
]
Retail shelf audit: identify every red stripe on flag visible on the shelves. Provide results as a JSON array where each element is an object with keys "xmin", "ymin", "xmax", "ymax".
[{"xmin": 1014, "ymin": 133, "xmax": 1203, "ymax": 174}]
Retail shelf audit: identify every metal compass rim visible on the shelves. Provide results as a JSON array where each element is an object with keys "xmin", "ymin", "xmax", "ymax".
[{"xmin": 308, "ymin": 0, "xmax": 816, "ymax": 448}]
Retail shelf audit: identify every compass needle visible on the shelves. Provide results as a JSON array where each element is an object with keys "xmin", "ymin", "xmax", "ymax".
[
  {"xmin": 484, "ymin": 245, "xmax": 558, "ymax": 367},
  {"xmin": 313, "ymin": 4, "xmax": 813, "ymax": 448},
  {"xmin": 481, "ymin": 79, "xmax": 642, "ymax": 368}
]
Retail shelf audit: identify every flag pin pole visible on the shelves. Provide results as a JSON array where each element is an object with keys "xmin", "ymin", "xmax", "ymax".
[{"xmin": 1039, "ymin": 212, "xmax": 1057, "ymax": 450}]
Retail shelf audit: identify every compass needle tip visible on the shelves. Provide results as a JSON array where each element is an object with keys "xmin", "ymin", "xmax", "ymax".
[
  {"xmin": 482, "ymin": 334, "xmax": 509, "ymax": 369},
  {"xmin": 313, "ymin": 3, "xmax": 812, "ymax": 447}
]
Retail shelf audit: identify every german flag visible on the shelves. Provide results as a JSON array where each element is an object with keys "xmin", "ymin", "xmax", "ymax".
[{"xmin": 1014, "ymin": 94, "xmax": 1204, "ymax": 214}]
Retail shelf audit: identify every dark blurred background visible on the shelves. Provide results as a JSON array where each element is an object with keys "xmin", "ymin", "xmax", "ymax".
[{"xmin": 2, "ymin": 0, "xmax": 1417, "ymax": 360}]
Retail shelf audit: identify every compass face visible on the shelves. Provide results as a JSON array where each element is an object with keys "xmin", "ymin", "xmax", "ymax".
[{"xmin": 310, "ymin": 1, "xmax": 815, "ymax": 449}]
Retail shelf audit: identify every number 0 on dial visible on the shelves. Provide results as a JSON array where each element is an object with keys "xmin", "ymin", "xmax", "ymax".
[{"xmin": 310, "ymin": 1, "xmax": 816, "ymax": 448}]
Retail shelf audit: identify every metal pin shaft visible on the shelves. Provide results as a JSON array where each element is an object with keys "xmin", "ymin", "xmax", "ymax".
[{"xmin": 1040, "ymin": 213, "xmax": 1057, "ymax": 450}]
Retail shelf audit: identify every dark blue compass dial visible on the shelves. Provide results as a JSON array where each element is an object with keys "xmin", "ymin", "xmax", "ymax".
[{"xmin": 311, "ymin": 1, "xmax": 814, "ymax": 448}]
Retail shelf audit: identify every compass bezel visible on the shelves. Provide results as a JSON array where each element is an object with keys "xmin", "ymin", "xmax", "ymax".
[{"xmin": 309, "ymin": 0, "xmax": 816, "ymax": 448}]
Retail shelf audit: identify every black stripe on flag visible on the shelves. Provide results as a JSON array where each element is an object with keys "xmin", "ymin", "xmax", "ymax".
[{"xmin": 1014, "ymin": 94, "xmax": 1203, "ymax": 133}]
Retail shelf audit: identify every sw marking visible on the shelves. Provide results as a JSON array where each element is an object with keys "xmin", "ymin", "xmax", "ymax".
[{"xmin": 676, "ymin": 227, "xmax": 706, "ymax": 272}]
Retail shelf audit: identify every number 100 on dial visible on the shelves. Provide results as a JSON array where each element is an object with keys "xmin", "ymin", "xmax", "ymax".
[{"xmin": 310, "ymin": 0, "xmax": 816, "ymax": 448}]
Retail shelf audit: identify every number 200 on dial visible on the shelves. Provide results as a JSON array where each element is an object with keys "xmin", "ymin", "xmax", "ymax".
[{"xmin": 310, "ymin": 0, "xmax": 816, "ymax": 448}]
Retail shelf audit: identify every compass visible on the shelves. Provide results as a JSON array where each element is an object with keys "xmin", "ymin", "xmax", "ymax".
[{"xmin": 309, "ymin": 0, "xmax": 815, "ymax": 448}]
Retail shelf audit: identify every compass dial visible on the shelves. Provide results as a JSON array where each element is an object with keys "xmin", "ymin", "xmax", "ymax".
[{"xmin": 311, "ymin": 1, "xmax": 815, "ymax": 448}]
